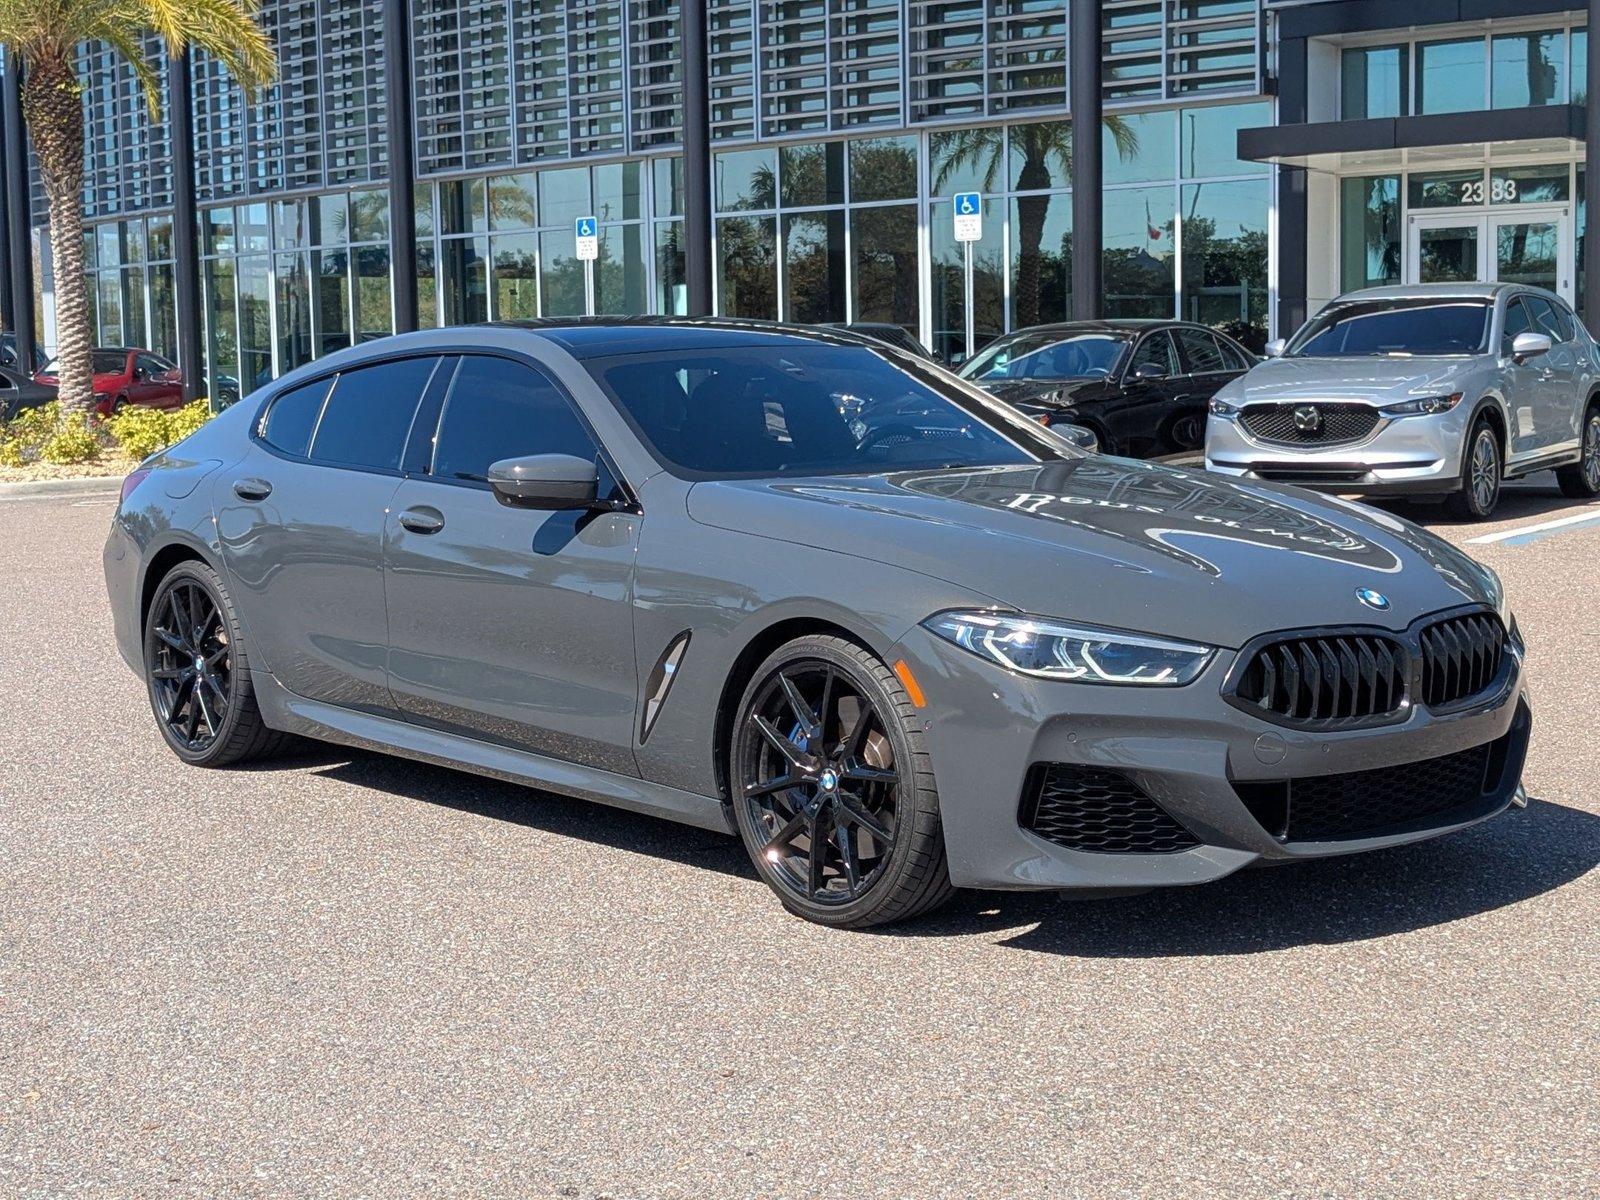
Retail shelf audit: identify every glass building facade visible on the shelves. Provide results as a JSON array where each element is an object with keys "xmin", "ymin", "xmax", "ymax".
[{"xmin": 4, "ymin": 1, "xmax": 1596, "ymax": 396}]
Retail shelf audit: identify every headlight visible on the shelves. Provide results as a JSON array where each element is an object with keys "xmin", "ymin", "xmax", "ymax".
[
  {"xmin": 1381, "ymin": 392, "xmax": 1463, "ymax": 417},
  {"xmin": 923, "ymin": 611, "xmax": 1215, "ymax": 685},
  {"xmin": 1208, "ymin": 397, "xmax": 1240, "ymax": 416},
  {"xmin": 1478, "ymin": 561, "xmax": 1511, "ymax": 625}
]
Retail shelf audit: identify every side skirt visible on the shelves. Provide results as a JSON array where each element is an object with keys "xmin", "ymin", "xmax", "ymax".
[{"xmin": 252, "ymin": 671, "xmax": 736, "ymax": 835}]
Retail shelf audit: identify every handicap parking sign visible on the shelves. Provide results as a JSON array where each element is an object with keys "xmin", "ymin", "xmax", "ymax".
[
  {"xmin": 575, "ymin": 216, "xmax": 599, "ymax": 260},
  {"xmin": 953, "ymin": 193, "xmax": 982, "ymax": 242}
]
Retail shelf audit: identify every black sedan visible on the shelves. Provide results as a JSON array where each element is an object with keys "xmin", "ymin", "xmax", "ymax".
[
  {"xmin": 0, "ymin": 365, "xmax": 56, "ymax": 423},
  {"xmin": 958, "ymin": 320, "xmax": 1256, "ymax": 458}
]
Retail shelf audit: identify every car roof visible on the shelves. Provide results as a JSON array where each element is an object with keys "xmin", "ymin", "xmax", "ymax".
[
  {"xmin": 1334, "ymin": 282, "xmax": 1512, "ymax": 302},
  {"xmin": 991, "ymin": 319, "xmax": 1220, "ymax": 337},
  {"xmin": 486, "ymin": 316, "xmax": 900, "ymax": 359}
]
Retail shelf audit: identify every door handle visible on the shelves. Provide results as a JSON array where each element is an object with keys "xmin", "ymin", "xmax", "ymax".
[
  {"xmin": 232, "ymin": 478, "xmax": 273, "ymax": 501},
  {"xmin": 398, "ymin": 507, "xmax": 445, "ymax": 535}
]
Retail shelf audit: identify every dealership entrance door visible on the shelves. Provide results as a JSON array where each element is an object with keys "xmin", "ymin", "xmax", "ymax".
[{"xmin": 1407, "ymin": 205, "xmax": 1573, "ymax": 303}]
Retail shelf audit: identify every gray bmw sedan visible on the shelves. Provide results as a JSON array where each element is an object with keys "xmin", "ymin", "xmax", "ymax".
[{"xmin": 104, "ymin": 320, "xmax": 1530, "ymax": 927}]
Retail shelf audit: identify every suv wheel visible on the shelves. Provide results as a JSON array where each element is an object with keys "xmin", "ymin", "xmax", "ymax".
[
  {"xmin": 1445, "ymin": 417, "xmax": 1502, "ymax": 520},
  {"xmin": 1555, "ymin": 404, "xmax": 1600, "ymax": 499},
  {"xmin": 729, "ymin": 635, "xmax": 954, "ymax": 928}
]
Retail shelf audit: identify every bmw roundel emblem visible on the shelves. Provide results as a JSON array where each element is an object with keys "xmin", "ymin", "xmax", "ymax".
[{"xmin": 1355, "ymin": 587, "xmax": 1391, "ymax": 611}]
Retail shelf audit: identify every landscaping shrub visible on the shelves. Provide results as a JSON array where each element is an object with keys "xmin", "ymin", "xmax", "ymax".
[
  {"xmin": 39, "ymin": 420, "xmax": 102, "ymax": 465},
  {"xmin": 105, "ymin": 399, "xmax": 214, "ymax": 461}
]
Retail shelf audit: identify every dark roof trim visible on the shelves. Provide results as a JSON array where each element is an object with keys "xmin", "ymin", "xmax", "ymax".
[
  {"xmin": 1275, "ymin": 0, "xmax": 1580, "ymax": 40},
  {"xmin": 1239, "ymin": 104, "xmax": 1583, "ymax": 164}
]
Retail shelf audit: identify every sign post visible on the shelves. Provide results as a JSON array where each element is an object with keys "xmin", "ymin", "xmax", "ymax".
[
  {"xmin": 952, "ymin": 192, "xmax": 982, "ymax": 364},
  {"xmin": 575, "ymin": 216, "xmax": 599, "ymax": 316}
]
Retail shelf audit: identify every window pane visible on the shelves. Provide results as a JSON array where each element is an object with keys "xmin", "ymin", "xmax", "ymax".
[
  {"xmin": 441, "ymin": 237, "xmax": 488, "ymax": 324},
  {"xmin": 1416, "ymin": 38, "xmax": 1487, "ymax": 114},
  {"xmin": 1576, "ymin": 32, "xmax": 1589, "ymax": 105},
  {"xmin": 1104, "ymin": 185, "xmax": 1174, "ymax": 318},
  {"xmin": 238, "ymin": 255, "xmax": 272, "ymax": 388},
  {"xmin": 930, "ymin": 129, "xmax": 997, "ymax": 197},
  {"xmin": 1501, "ymin": 299, "xmax": 1534, "ymax": 355},
  {"xmin": 432, "ymin": 357, "xmax": 595, "ymax": 481},
  {"xmin": 781, "ymin": 142, "xmax": 844, "ymax": 207},
  {"xmin": 439, "ymin": 180, "xmax": 486, "ymax": 236},
  {"xmin": 852, "ymin": 205, "xmax": 919, "ymax": 332},
  {"xmin": 1130, "ymin": 331, "xmax": 1179, "ymax": 376},
  {"xmin": 656, "ymin": 221, "xmax": 686, "ymax": 315},
  {"xmin": 491, "ymin": 233, "xmax": 539, "ymax": 320},
  {"xmin": 203, "ymin": 257, "xmax": 239, "ymax": 389},
  {"xmin": 539, "ymin": 228, "xmax": 585, "ymax": 316},
  {"xmin": 354, "ymin": 246, "xmax": 393, "ymax": 339},
  {"xmin": 1180, "ymin": 179, "xmax": 1268, "ymax": 349},
  {"xmin": 540, "ymin": 166, "xmax": 592, "ymax": 229},
  {"xmin": 597, "ymin": 224, "xmax": 647, "ymax": 314},
  {"xmin": 96, "ymin": 272, "xmax": 122, "ymax": 344},
  {"xmin": 594, "ymin": 161, "xmax": 643, "ymax": 221},
  {"xmin": 1173, "ymin": 326, "xmax": 1225, "ymax": 373},
  {"xmin": 1008, "ymin": 122, "xmax": 1069, "ymax": 191},
  {"xmin": 654, "ymin": 156, "xmax": 684, "ymax": 218},
  {"xmin": 783, "ymin": 211, "xmax": 846, "ymax": 324},
  {"xmin": 276, "ymin": 253, "xmax": 312, "ymax": 372},
  {"xmin": 1104, "ymin": 110, "xmax": 1175, "ymax": 185},
  {"xmin": 120, "ymin": 267, "xmax": 147, "ymax": 349},
  {"xmin": 274, "ymin": 199, "xmax": 308, "ymax": 249},
  {"xmin": 1010, "ymin": 191, "xmax": 1071, "ymax": 327},
  {"xmin": 149, "ymin": 262, "xmax": 177, "ymax": 362},
  {"xmin": 1491, "ymin": 31, "xmax": 1565, "ymax": 108},
  {"xmin": 416, "ymin": 241, "xmax": 438, "ymax": 329},
  {"xmin": 351, "ymin": 190, "xmax": 390, "ymax": 243},
  {"xmin": 1408, "ymin": 169, "xmax": 1484, "ymax": 209},
  {"xmin": 849, "ymin": 135, "xmax": 917, "ymax": 201},
  {"xmin": 1341, "ymin": 45, "xmax": 1408, "ymax": 120},
  {"xmin": 415, "ymin": 185, "xmax": 435, "ymax": 238},
  {"xmin": 312, "ymin": 357, "xmax": 437, "ymax": 470},
  {"xmin": 311, "ymin": 194, "xmax": 348, "ymax": 247},
  {"xmin": 1180, "ymin": 101, "xmax": 1271, "ymax": 178},
  {"xmin": 314, "ymin": 249, "xmax": 351, "ymax": 357},
  {"xmin": 716, "ymin": 216, "xmax": 777, "ymax": 318},
  {"xmin": 715, "ymin": 148, "xmax": 777, "ymax": 211},
  {"xmin": 1491, "ymin": 164, "xmax": 1569, "ymax": 205},
  {"xmin": 204, "ymin": 207, "xmax": 235, "ymax": 256},
  {"xmin": 239, "ymin": 204, "xmax": 269, "ymax": 254},
  {"xmin": 147, "ymin": 216, "xmax": 174, "ymax": 263},
  {"xmin": 1340, "ymin": 176, "xmax": 1401, "ymax": 293},
  {"xmin": 488, "ymin": 173, "xmax": 538, "ymax": 231},
  {"xmin": 262, "ymin": 378, "xmax": 331, "ymax": 457},
  {"xmin": 930, "ymin": 200, "xmax": 1003, "ymax": 365}
]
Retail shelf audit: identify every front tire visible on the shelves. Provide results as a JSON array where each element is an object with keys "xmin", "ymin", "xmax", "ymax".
[
  {"xmin": 1445, "ymin": 416, "xmax": 1503, "ymax": 520},
  {"xmin": 729, "ymin": 635, "xmax": 954, "ymax": 928},
  {"xmin": 1555, "ymin": 405, "xmax": 1600, "ymax": 499},
  {"xmin": 143, "ymin": 560, "xmax": 287, "ymax": 766}
]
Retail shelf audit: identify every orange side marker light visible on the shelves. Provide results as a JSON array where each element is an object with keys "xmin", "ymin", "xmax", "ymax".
[{"xmin": 893, "ymin": 658, "xmax": 927, "ymax": 709}]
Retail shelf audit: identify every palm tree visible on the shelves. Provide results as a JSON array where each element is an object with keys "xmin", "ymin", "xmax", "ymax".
[
  {"xmin": 0, "ymin": 1, "xmax": 275, "ymax": 417},
  {"xmin": 933, "ymin": 116, "xmax": 1138, "ymax": 327}
]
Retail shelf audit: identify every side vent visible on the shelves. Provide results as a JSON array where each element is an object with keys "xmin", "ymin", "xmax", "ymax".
[{"xmin": 640, "ymin": 631, "xmax": 691, "ymax": 743}]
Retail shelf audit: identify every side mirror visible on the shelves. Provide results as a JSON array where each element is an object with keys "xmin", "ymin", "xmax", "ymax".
[
  {"xmin": 1511, "ymin": 331, "xmax": 1552, "ymax": 362},
  {"xmin": 1131, "ymin": 361, "xmax": 1168, "ymax": 382},
  {"xmin": 487, "ymin": 453, "xmax": 599, "ymax": 510},
  {"xmin": 1263, "ymin": 338, "xmax": 1287, "ymax": 358}
]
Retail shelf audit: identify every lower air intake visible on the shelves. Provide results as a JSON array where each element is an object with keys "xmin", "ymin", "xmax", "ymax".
[{"xmin": 1020, "ymin": 764, "xmax": 1199, "ymax": 854}]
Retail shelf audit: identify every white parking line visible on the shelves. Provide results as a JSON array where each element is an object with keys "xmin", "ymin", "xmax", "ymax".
[{"xmin": 1468, "ymin": 508, "xmax": 1600, "ymax": 545}]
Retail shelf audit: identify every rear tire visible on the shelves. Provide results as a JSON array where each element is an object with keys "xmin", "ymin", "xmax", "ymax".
[
  {"xmin": 1555, "ymin": 405, "xmax": 1600, "ymax": 499},
  {"xmin": 729, "ymin": 635, "xmax": 954, "ymax": 928},
  {"xmin": 143, "ymin": 560, "xmax": 289, "ymax": 767},
  {"xmin": 1445, "ymin": 416, "xmax": 1503, "ymax": 520}
]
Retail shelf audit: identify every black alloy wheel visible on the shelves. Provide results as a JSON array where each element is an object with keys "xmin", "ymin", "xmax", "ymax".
[
  {"xmin": 731, "ymin": 635, "xmax": 953, "ymax": 928},
  {"xmin": 143, "ymin": 561, "xmax": 286, "ymax": 766},
  {"xmin": 1556, "ymin": 406, "xmax": 1600, "ymax": 498}
]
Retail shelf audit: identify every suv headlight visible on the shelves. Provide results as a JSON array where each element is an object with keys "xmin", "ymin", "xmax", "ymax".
[
  {"xmin": 924, "ymin": 611, "xmax": 1214, "ymax": 685},
  {"xmin": 1208, "ymin": 397, "xmax": 1240, "ymax": 416},
  {"xmin": 1381, "ymin": 392, "xmax": 1463, "ymax": 417}
]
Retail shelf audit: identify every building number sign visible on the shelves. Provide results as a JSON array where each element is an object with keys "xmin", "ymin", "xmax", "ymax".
[{"xmin": 1458, "ymin": 177, "xmax": 1518, "ymax": 205}]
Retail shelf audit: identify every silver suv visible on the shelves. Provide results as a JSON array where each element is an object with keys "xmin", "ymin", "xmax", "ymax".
[{"xmin": 1206, "ymin": 283, "xmax": 1600, "ymax": 518}]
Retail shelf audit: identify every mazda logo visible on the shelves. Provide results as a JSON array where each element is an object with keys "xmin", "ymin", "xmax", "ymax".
[{"xmin": 1292, "ymin": 404, "xmax": 1323, "ymax": 434}]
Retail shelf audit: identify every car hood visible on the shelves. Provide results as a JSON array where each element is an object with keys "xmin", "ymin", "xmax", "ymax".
[
  {"xmin": 33, "ymin": 371, "xmax": 125, "ymax": 390},
  {"xmin": 686, "ymin": 458, "xmax": 1496, "ymax": 648},
  {"xmin": 1216, "ymin": 355, "xmax": 1479, "ymax": 406}
]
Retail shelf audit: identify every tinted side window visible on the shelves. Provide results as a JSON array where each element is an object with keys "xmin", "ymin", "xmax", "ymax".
[
  {"xmin": 1524, "ymin": 296, "xmax": 1571, "ymax": 343},
  {"xmin": 311, "ymin": 357, "xmax": 439, "ymax": 471},
  {"xmin": 1214, "ymin": 336, "xmax": 1252, "ymax": 371},
  {"xmin": 1174, "ymin": 328, "xmax": 1226, "ymax": 373},
  {"xmin": 1501, "ymin": 298, "xmax": 1534, "ymax": 355},
  {"xmin": 1547, "ymin": 299, "xmax": 1578, "ymax": 342},
  {"xmin": 261, "ymin": 379, "xmax": 332, "ymax": 457},
  {"xmin": 431, "ymin": 356, "xmax": 597, "ymax": 482},
  {"xmin": 1129, "ymin": 331, "xmax": 1179, "ymax": 376}
]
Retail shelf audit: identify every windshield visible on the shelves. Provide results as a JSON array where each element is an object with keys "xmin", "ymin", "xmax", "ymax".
[
  {"xmin": 42, "ymin": 351, "xmax": 128, "ymax": 375},
  {"xmin": 585, "ymin": 343, "xmax": 1060, "ymax": 480},
  {"xmin": 1289, "ymin": 300, "xmax": 1491, "ymax": 357},
  {"xmin": 961, "ymin": 332, "xmax": 1128, "ymax": 382}
]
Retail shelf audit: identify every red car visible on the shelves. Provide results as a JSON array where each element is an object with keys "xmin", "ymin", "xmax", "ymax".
[{"xmin": 35, "ymin": 348, "xmax": 185, "ymax": 416}]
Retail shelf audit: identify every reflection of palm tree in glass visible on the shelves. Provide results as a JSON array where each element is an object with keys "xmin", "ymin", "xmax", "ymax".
[{"xmin": 933, "ymin": 118, "xmax": 1138, "ymax": 326}]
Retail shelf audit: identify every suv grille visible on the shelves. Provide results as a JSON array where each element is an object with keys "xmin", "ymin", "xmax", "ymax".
[
  {"xmin": 1236, "ymin": 741, "xmax": 1498, "ymax": 842},
  {"xmin": 1230, "ymin": 633, "xmax": 1407, "ymax": 726},
  {"xmin": 1420, "ymin": 612, "xmax": 1506, "ymax": 710},
  {"xmin": 1020, "ymin": 764, "xmax": 1199, "ymax": 854},
  {"xmin": 1241, "ymin": 403, "xmax": 1381, "ymax": 445}
]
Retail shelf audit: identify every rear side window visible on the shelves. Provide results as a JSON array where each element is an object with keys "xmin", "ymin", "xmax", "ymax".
[
  {"xmin": 1524, "ymin": 296, "xmax": 1573, "ymax": 343},
  {"xmin": 431, "ymin": 355, "xmax": 597, "ymax": 482},
  {"xmin": 311, "ymin": 357, "xmax": 439, "ymax": 471},
  {"xmin": 1214, "ymin": 336, "xmax": 1252, "ymax": 371},
  {"xmin": 1174, "ymin": 327, "xmax": 1226, "ymax": 373},
  {"xmin": 1129, "ymin": 331, "xmax": 1179, "ymax": 376},
  {"xmin": 261, "ymin": 379, "xmax": 332, "ymax": 457}
]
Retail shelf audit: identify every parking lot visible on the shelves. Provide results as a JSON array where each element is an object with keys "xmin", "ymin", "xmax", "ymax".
[{"xmin": 0, "ymin": 478, "xmax": 1595, "ymax": 1198}]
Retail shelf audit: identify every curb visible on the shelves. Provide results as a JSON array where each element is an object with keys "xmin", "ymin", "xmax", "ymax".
[{"xmin": 0, "ymin": 475, "xmax": 123, "ymax": 497}]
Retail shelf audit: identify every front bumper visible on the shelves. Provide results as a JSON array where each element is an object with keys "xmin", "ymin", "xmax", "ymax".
[
  {"xmin": 1206, "ymin": 406, "xmax": 1469, "ymax": 495},
  {"xmin": 890, "ymin": 623, "xmax": 1529, "ymax": 891}
]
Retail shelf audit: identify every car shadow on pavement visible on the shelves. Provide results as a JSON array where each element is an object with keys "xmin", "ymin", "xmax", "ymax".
[
  {"xmin": 1377, "ymin": 483, "xmax": 1594, "ymax": 528},
  {"xmin": 893, "ymin": 798, "xmax": 1599, "ymax": 957}
]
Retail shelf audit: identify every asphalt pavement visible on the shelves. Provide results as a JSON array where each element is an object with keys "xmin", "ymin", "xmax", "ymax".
[{"xmin": 0, "ymin": 480, "xmax": 1595, "ymax": 1198}]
